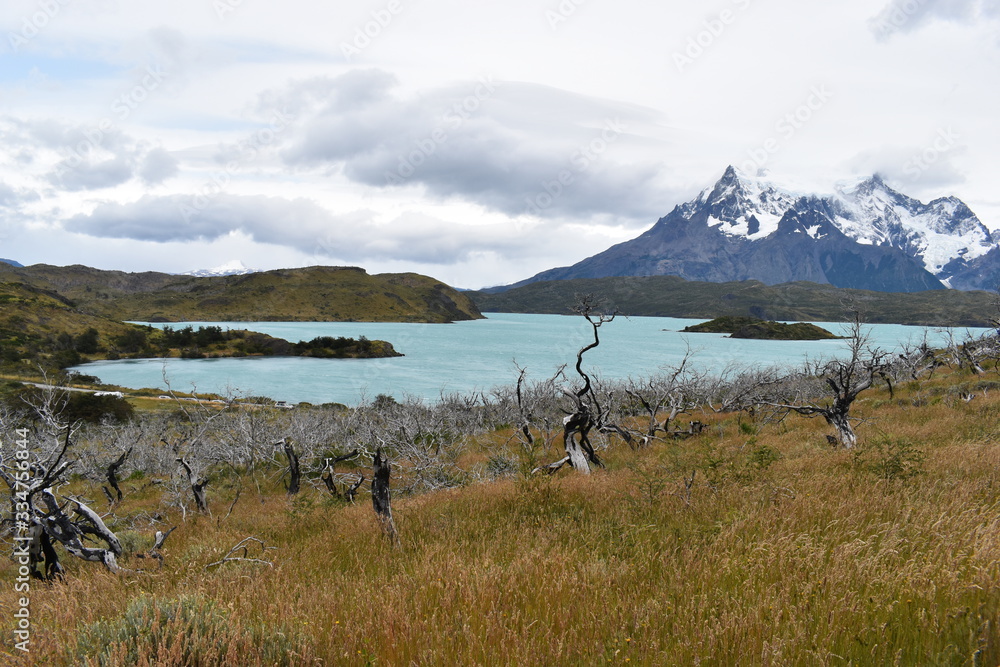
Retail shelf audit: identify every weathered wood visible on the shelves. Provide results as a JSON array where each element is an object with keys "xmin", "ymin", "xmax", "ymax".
[
  {"xmin": 321, "ymin": 449, "xmax": 363, "ymax": 501},
  {"xmin": 135, "ymin": 526, "xmax": 176, "ymax": 568},
  {"xmin": 345, "ymin": 474, "xmax": 364, "ymax": 503},
  {"xmin": 39, "ymin": 490, "xmax": 121, "ymax": 573},
  {"xmin": 280, "ymin": 438, "xmax": 301, "ymax": 496},
  {"xmin": 153, "ymin": 526, "xmax": 176, "ymax": 551},
  {"xmin": 176, "ymin": 456, "xmax": 209, "ymax": 513},
  {"xmin": 205, "ymin": 536, "xmax": 276, "ymax": 569},
  {"xmin": 105, "ymin": 447, "xmax": 132, "ymax": 502},
  {"xmin": 372, "ymin": 449, "xmax": 398, "ymax": 545}
]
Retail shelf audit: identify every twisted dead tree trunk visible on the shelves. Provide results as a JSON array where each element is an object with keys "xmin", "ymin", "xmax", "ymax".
[
  {"xmin": 176, "ymin": 456, "xmax": 209, "ymax": 514},
  {"xmin": 1, "ymin": 425, "xmax": 123, "ymax": 578},
  {"xmin": 103, "ymin": 446, "xmax": 132, "ymax": 504},
  {"xmin": 536, "ymin": 298, "xmax": 615, "ymax": 474},
  {"xmin": 321, "ymin": 449, "xmax": 364, "ymax": 502},
  {"xmin": 515, "ymin": 367, "xmax": 536, "ymax": 451},
  {"xmin": 279, "ymin": 438, "xmax": 301, "ymax": 496},
  {"xmin": 766, "ymin": 310, "xmax": 886, "ymax": 449},
  {"xmin": 372, "ymin": 448, "xmax": 398, "ymax": 545},
  {"xmin": 40, "ymin": 491, "xmax": 123, "ymax": 572}
]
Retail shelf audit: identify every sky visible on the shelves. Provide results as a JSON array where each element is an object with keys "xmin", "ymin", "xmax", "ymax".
[{"xmin": 0, "ymin": 0, "xmax": 998, "ymax": 289}]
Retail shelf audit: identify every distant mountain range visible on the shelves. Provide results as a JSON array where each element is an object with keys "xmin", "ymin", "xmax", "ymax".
[
  {"xmin": 1, "ymin": 258, "xmax": 23, "ymax": 267},
  {"xmin": 510, "ymin": 167, "xmax": 999, "ymax": 293},
  {"xmin": 183, "ymin": 260, "xmax": 259, "ymax": 277}
]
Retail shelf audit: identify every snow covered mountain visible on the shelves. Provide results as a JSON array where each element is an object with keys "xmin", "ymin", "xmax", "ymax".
[
  {"xmin": 183, "ymin": 260, "xmax": 260, "ymax": 277},
  {"xmin": 516, "ymin": 167, "xmax": 998, "ymax": 293},
  {"xmin": 828, "ymin": 174, "xmax": 996, "ymax": 289}
]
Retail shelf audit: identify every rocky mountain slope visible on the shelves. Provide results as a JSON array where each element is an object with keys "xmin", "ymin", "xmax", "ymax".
[{"xmin": 514, "ymin": 167, "xmax": 997, "ymax": 293}]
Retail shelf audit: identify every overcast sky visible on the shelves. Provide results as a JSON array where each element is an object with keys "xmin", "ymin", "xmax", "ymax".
[{"xmin": 1, "ymin": 0, "xmax": 998, "ymax": 288}]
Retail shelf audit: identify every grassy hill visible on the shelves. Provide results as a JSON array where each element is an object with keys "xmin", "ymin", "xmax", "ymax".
[
  {"xmin": 0, "ymin": 285, "xmax": 403, "ymax": 377},
  {"xmin": 0, "ymin": 264, "xmax": 483, "ymax": 323},
  {"xmin": 0, "ymin": 281, "xmax": 151, "ymax": 371},
  {"xmin": 0, "ymin": 262, "xmax": 472, "ymax": 376},
  {"xmin": 471, "ymin": 276, "xmax": 998, "ymax": 327}
]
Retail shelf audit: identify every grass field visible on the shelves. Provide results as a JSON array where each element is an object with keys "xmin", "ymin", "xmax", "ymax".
[{"xmin": 3, "ymin": 368, "xmax": 1000, "ymax": 665}]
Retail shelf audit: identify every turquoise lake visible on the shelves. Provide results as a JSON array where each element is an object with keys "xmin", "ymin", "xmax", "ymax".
[{"xmin": 71, "ymin": 313, "xmax": 987, "ymax": 406}]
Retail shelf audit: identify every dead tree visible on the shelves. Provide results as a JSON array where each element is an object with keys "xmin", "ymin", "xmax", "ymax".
[
  {"xmin": 40, "ymin": 491, "xmax": 123, "ymax": 573},
  {"xmin": 372, "ymin": 448, "xmax": 398, "ymax": 545},
  {"xmin": 279, "ymin": 438, "xmax": 301, "ymax": 496},
  {"xmin": 175, "ymin": 455, "xmax": 209, "ymax": 514},
  {"xmin": 320, "ymin": 449, "xmax": 364, "ymax": 502},
  {"xmin": 103, "ymin": 446, "xmax": 132, "ymax": 504},
  {"xmin": 766, "ymin": 311, "xmax": 886, "ymax": 448},
  {"xmin": 1, "ymin": 424, "xmax": 123, "ymax": 578},
  {"xmin": 515, "ymin": 367, "xmax": 537, "ymax": 451},
  {"xmin": 624, "ymin": 348, "xmax": 704, "ymax": 445},
  {"xmin": 135, "ymin": 526, "xmax": 176, "ymax": 568},
  {"xmin": 536, "ymin": 297, "xmax": 616, "ymax": 474}
]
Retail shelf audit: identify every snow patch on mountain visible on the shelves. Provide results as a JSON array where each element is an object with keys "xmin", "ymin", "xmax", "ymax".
[
  {"xmin": 696, "ymin": 166, "xmax": 801, "ymax": 240},
  {"xmin": 708, "ymin": 168, "xmax": 994, "ymax": 285},
  {"xmin": 828, "ymin": 175, "xmax": 994, "ymax": 276},
  {"xmin": 184, "ymin": 260, "xmax": 259, "ymax": 277}
]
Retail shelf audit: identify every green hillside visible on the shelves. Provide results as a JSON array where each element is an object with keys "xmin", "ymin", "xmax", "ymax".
[
  {"xmin": 0, "ymin": 264, "xmax": 483, "ymax": 323},
  {"xmin": 0, "ymin": 281, "xmax": 150, "ymax": 371},
  {"xmin": 470, "ymin": 276, "xmax": 998, "ymax": 327}
]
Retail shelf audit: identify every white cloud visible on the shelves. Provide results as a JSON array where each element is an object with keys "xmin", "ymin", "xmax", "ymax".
[
  {"xmin": 870, "ymin": 0, "xmax": 1000, "ymax": 39},
  {"xmin": 0, "ymin": 0, "xmax": 997, "ymax": 286},
  {"xmin": 66, "ymin": 194, "xmax": 555, "ymax": 264}
]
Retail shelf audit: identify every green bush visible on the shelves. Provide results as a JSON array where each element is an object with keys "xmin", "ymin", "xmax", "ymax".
[
  {"xmin": 74, "ymin": 594, "xmax": 312, "ymax": 666},
  {"xmin": 853, "ymin": 437, "xmax": 925, "ymax": 482}
]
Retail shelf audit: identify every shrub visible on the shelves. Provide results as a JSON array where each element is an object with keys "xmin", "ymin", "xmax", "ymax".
[
  {"xmin": 853, "ymin": 437, "xmax": 925, "ymax": 482},
  {"xmin": 74, "ymin": 594, "xmax": 313, "ymax": 666}
]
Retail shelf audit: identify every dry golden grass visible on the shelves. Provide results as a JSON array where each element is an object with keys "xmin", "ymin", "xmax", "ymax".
[{"xmin": 3, "ymin": 369, "xmax": 1000, "ymax": 665}]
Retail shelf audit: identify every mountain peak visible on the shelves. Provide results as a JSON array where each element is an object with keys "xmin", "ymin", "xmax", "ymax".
[
  {"xmin": 697, "ymin": 166, "xmax": 802, "ymax": 240},
  {"xmin": 515, "ymin": 166, "xmax": 996, "ymax": 292},
  {"xmin": 720, "ymin": 164, "xmax": 742, "ymax": 182},
  {"xmin": 184, "ymin": 260, "xmax": 259, "ymax": 277}
]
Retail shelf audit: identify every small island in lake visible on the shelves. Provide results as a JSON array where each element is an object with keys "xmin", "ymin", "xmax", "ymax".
[
  {"xmin": 681, "ymin": 316, "xmax": 841, "ymax": 341},
  {"xmin": 143, "ymin": 326, "xmax": 403, "ymax": 360}
]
